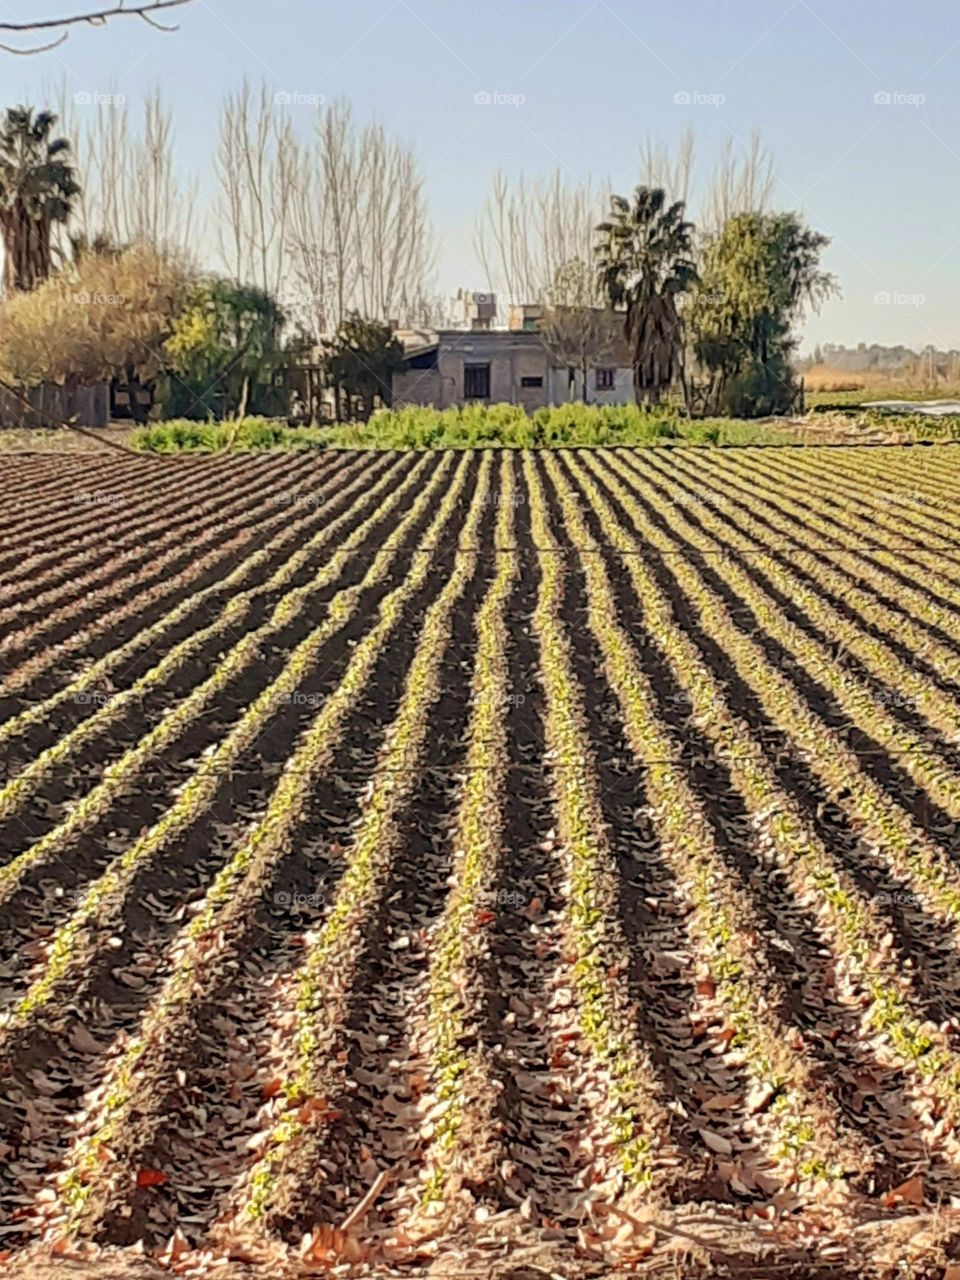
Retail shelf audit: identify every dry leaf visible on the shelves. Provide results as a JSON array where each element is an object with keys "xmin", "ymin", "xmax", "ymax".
[{"xmin": 884, "ymin": 1174, "xmax": 924, "ymax": 1207}]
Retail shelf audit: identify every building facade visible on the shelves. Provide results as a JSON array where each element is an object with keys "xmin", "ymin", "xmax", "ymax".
[{"xmin": 392, "ymin": 296, "xmax": 634, "ymax": 411}]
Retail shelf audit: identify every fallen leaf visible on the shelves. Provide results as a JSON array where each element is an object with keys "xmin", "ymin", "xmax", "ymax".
[
  {"xmin": 298, "ymin": 1097, "xmax": 343, "ymax": 1124},
  {"xmin": 699, "ymin": 1129, "xmax": 733, "ymax": 1155},
  {"xmin": 884, "ymin": 1174, "xmax": 924, "ymax": 1207},
  {"xmin": 68, "ymin": 1025, "xmax": 106, "ymax": 1056},
  {"xmin": 136, "ymin": 1168, "xmax": 169, "ymax": 1188}
]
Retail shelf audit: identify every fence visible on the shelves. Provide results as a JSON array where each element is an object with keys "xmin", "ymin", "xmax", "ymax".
[{"xmin": 0, "ymin": 382, "xmax": 110, "ymax": 429}]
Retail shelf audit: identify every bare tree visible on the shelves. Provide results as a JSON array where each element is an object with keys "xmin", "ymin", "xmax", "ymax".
[
  {"xmin": 55, "ymin": 81, "xmax": 199, "ymax": 256},
  {"xmin": 640, "ymin": 127, "xmax": 695, "ymax": 206},
  {"xmin": 287, "ymin": 99, "xmax": 434, "ymax": 335},
  {"xmin": 703, "ymin": 131, "xmax": 775, "ymax": 232},
  {"xmin": 474, "ymin": 169, "xmax": 607, "ymax": 306},
  {"xmin": 0, "ymin": 1, "xmax": 194, "ymax": 54},
  {"xmin": 539, "ymin": 260, "xmax": 618, "ymax": 403},
  {"xmin": 215, "ymin": 80, "xmax": 294, "ymax": 300}
]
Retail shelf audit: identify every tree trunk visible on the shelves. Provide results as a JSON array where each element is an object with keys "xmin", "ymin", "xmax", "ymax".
[{"xmin": 236, "ymin": 374, "xmax": 250, "ymax": 421}]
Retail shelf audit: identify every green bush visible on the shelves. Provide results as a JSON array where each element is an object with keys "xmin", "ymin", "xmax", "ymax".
[
  {"xmin": 132, "ymin": 405, "xmax": 804, "ymax": 453},
  {"xmin": 132, "ymin": 417, "xmax": 327, "ymax": 454}
]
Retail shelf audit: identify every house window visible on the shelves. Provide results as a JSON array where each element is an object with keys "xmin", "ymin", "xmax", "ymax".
[
  {"xmin": 464, "ymin": 363, "xmax": 491, "ymax": 399},
  {"xmin": 595, "ymin": 367, "xmax": 616, "ymax": 390},
  {"xmin": 520, "ymin": 375, "xmax": 543, "ymax": 388}
]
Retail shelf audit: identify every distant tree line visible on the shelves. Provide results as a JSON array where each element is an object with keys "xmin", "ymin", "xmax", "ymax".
[
  {"xmin": 478, "ymin": 131, "xmax": 834, "ymax": 416},
  {"xmin": 0, "ymin": 96, "xmax": 835, "ymax": 422}
]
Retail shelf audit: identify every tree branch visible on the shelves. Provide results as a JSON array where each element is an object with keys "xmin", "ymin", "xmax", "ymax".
[{"xmin": 0, "ymin": 1, "xmax": 195, "ymax": 55}]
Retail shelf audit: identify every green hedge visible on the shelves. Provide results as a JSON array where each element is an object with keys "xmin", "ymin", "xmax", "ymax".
[
  {"xmin": 133, "ymin": 405, "xmax": 804, "ymax": 453},
  {"xmin": 132, "ymin": 418, "xmax": 328, "ymax": 453}
]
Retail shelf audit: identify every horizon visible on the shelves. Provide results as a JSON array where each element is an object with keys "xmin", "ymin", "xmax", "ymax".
[{"xmin": 6, "ymin": 0, "xmax": 960, "ymax": 355}]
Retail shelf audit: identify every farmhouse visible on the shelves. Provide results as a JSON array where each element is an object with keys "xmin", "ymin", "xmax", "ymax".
[{"xmin": 392, "ymin": 295, "xmax": 634, "ymax": 411}]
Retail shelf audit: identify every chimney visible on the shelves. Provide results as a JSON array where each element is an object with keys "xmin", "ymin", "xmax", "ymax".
[{"xmin": 466, "ymin": 291, "xmax": 496, "ymax": 331}]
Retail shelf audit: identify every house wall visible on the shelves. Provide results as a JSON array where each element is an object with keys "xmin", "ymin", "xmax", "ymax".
[
  {"xmin": 393, "ymin": 367, "xmax": 442, "ymax": 408},
  {"xmin": 393, "ymin": 330, "xmax": 635, "ymax": 411},
  {"xmin": 435, "ymin": 332, "xmax": 552, "ymax": 410},
  {"xmin": 546, "ymin": 366, "xmax": 634, "ymax": 406}
]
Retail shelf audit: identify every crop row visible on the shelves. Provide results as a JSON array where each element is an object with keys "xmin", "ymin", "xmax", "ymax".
[
  {"xmin": 0, "ymin": 451, "xmax": 449, "ymax": 1026},
  {"xmin": 630, "ymin": 450, "xmax": 960, "ymax": 929},
  {"xmin": 0, "ymin": 453, "xmax": 382, "ymax": 740},
  {"xmin": 584, "ymin": 450, "xmax": 960, "ymax": 1135},
  {"xmin": 51, "ymin": 452, "xmax": 479, "ymax": 1234},
  {"xmin": 547, "ymin": 450, "xmax": 866, "ymax": 1188},
  {"xmin": 0, "ymin": 455, "xmax": 298, "ymax": 614},
  {"xmin": 237, "ymin": 452, "xmax": 494, "ymax": 1228},
  {"xmin": 0, "ymin": 454, "xmax": 384, "ymax": 700}
]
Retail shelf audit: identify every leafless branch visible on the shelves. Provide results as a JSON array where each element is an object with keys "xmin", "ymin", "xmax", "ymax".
[{"xmin": 0, "ymin": 1, "xmax": 194, "ymax": 55}]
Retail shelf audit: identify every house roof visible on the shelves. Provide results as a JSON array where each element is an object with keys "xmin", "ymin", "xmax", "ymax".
[{"xmin": 395, "ymin": 328, "xmax": 439, "ymax": 359}]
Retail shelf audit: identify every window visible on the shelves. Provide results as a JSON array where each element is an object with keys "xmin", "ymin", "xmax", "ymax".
[
  {"xmin": 595, "ymin": 367, "xmax": 616, "ymax": 390},
  {"xmin": 464, "ymin": 363, "xmax": 491, "ymax": 399},
  {"xmin": 520, "ymin": 375, "xmax": 543, "ymax": 388}
]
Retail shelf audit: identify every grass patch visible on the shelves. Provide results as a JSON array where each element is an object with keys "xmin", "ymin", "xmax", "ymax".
[
  {"xmin": 132, "ymin": 405, "xmax": 804, "ymax": 453},
  {"xmin": 132, "ymin": 418, "xmax": 328, "ymax": 453}
]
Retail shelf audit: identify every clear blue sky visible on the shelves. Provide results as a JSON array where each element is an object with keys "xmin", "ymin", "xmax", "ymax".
[{"xmin": 9, "ymin": 0, "xmax": 960, "ymax": 352}]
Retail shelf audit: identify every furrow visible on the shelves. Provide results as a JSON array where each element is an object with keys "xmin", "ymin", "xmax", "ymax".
[
  {"xmin": 0, "ymin": 458, "xmax": 367, "ymax": 702},
  {"xmin": 0, "ymin": 456, "xmax": 189, "ymax": 562},
  {"xmin": 630, "ymin": 449, "xmax": 960, "ymax": 825},
  {"xmin": 0, "ymin": 452, "xmax": 434, "ymax": 921},
  {"xmin": 401, "ymin": 458, "xmax": 522, "ymax": 1220},
  {"xmin": 0, "ymin": 456, "xmax": 255, "ymax": 601},
  {"xmin": 223, "ymin": 454, "xmax": 492, "ymax": 1240},
  {"xmin": 0, "ymin": 451, "xmax": 381, "ymax": 744},
  {"xmin": 519, "ymin": 451, "xmax": 688, "ymax": 1204},
  {"xmin": 699, "ymin": 448, "xmax": 960, "ymax": 626},
  {"xmin": 35, "ymin": 453, "xmax": 480, "ymax": 1247},
  {"xmin": 580, "ymin": 448, "xmax": 960, "ymax": 1142},
  {"xmin": 0, "ymin": 456, "xmax": 309, "ymax": 652},
  {"xmin": 546, "ymin": 451, "xmax": 869, "ymax": 1193}
]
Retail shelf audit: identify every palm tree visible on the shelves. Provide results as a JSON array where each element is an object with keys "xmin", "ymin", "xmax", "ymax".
[
  {"xmin": 595, "ymin": 186, "xmax": 697, "ymax": 406},
  {"xmin": 0, "ymin": 107, "xmax": 80, "ymax": 294}
]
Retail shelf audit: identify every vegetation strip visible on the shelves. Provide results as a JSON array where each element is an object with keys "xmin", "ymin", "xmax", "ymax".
[
  {"xmin": 635, "ymin": 449, "xmax": 960, "ymax": 815},
  {"xmin": 584, "ymin": 449, "xmax": 960, "ymax": 1123},
  {"xmin": 236, "ymin": 452, "xmax": 494, "ymax": 1224},
  {"xmin": 612, "ymin": 451, "xmax": 960, "ymax": 934},
  {"xmin": 647, "ymin": 449, "xmax": 960, "ymax": 737},
  {"xmin": 0, "ymin": 452, "xmax": 432, "ymax": 901},
  {"xmin": 521, "ymin": 451, "xmax": 680, "ymax": 1194},
  {"xmin": 0, "ymin": 454, "xmax": 291, "ymax": 617},
  {"xmin": 54, "ymin": 452, "xmax": 477, "ymax": 1228},
  {"xmin": 707, "ymin": 448, "xmax": 960, "ymax": 624},
  {"xmin": 0, "ymin": 453, "xmax": 450, "ymax": 1026},
  {"xmin": 412, "ymin": 457, "xmax": 517, "ymax": 1207},
  {"xmin": 548, "ymin": 451, "xmax": 862, "ymax": 1185},
  {"xmin": 0, "ymin": 452, "xmax": 382, "ymax": 744},
  {"xmin": 0, "ymin": 457, "xmax": 310, "ymax": 656}
]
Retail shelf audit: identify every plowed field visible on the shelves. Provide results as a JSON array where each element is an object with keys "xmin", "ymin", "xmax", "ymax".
[{"xmin": 3, "ymin": 446, "xmax": 960, "ymax": 1278}]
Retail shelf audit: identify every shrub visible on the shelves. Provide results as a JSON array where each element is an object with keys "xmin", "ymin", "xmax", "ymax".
[
  {"xmin": 133, "ymin": 418, "xmax": 327, "ymax": 453},
  {"xmin": 132, "ymin": 405, "xmax": 804, "ymax": 453}
]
